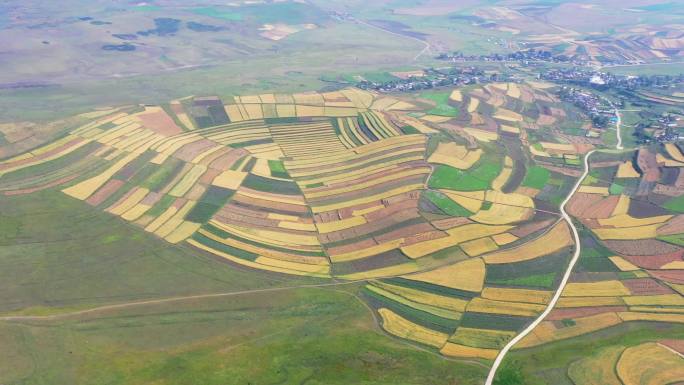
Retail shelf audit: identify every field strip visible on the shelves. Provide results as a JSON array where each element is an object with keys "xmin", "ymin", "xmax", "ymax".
[
  {"xmin": 484, "ymin": 148, "xmax": 596, "ymax": 385},
  {"xmin": 486, "ymin": 109, "xmax": 626, "ymax": 384}
]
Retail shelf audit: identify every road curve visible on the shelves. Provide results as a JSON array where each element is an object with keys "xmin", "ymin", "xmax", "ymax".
[{"xmin": 484, "ymin": 148, "xmax": 596, "ymax": 385}]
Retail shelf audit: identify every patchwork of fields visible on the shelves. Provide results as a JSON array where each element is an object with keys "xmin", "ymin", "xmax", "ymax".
[{"xmin": 1, "ymin": 82, "xmax": 683, "ymax": 380}]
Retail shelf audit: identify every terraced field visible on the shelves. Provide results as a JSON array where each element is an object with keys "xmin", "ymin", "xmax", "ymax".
[{"xmin": 2, "ymin": 82, "xmax": 684, "ymax": 383}]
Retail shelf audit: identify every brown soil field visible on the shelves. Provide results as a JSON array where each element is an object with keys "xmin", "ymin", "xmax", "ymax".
[
  {"xmin": 174, "ymin": 139, "xmax": 216, "ymax": 162},
  {"xmin": 327, "ymin": 238, "xmax": 378, "ymax": 256},
  {"xmin": 649, "ymin": 270, "xmax": 684, "ymax": 284},
  {"xmin": 637, "ymin": 148, "xmax": 661, "ymax": 183},
  {"xmin": 85, "ymin": 179, "xmax": 125, "ymax": 206},
  {"xmin": 657, "ymin": 215, "xmax": 684, "ymax": 236},
  {"xmin": 510, "ymin": 218, "xmax": 556, "ymax": 238},
  {"xmin": 604, "ymin": 239, "xmax": 681, "ymax": 256},
  {"xmin": 209, "ymin": 148, "xmax": 250, "ymax": 170},
  {"xmin": 623, "ymin": 278, "xmax": 675, "ymax": 295},
  {"xmin": 624, "ymin": 250, "xmax": 684, "ymax": 269},
  {"xmin": 374, "ymin": 222, "xmax": 437, "ymax": 244},
  {"xmin": 138, "ymin": 109, "xmax": 183, "ymax": 136},
  {"xmin": 231, "ymin": 194, "xmax": 308, "ymax": 215},
  {"xmin": 660, "ymin": 339, "xmax": 684, "ymax": 354},
  {"xmin": 432, "ymin": 217, "xmax": 473, "ymax": 230},
  {"xmin": 547, "ymin": 306, "xmax": 628, "ymax": 321}
]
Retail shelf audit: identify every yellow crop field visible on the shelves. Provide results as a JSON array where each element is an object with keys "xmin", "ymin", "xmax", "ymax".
[
  {"xmin": 428, "ymin": 142, "xmax": 482, "ymax": 170},
  {"xmin": 466, "ymin": 297, "xmax": 546, "ymax": 317},
  {"xmin": 612, "ymin": 195, "xmax": 630, "ymax": 216},
  {"xmin": 517, "ymin": 312, "xmax": 623, "ymax": 348},
  {"xmin": 304, "ymin": 167, "xmax": 429, "ymax": 199},
  {"xmin": 188, "ymin": 239, "xmax": 329, "ymax": 278},
  {"xmin": 450, "ymin": 90, "xmax": 463, "ymax": 102},
  {"xmin": 169, "ymin": 165, "xmax": 207, "ymax": 197},
  {"xmin": 218, "ymin": 222, "xmax": 321, "ymax": 247},
  {"xmin": 402, "ymin": 223, "xmax": 511, "ymax": 259},
  {"xmin": 500, "ymin": 124, "xmax": 520, "ymax": 134},
  {"xmin": 463, "ymin": 128, "xmax": 498, "ymax": 142},
  {"xmin": 254, "ymin": 256, "xmax": 331, "ymax": 275},
  {"xmin": 484, "ymin": 221, "xmax": 571, "ymax": 264},
  {"xmin": 577, "ymin": 185, "xmax": 610, "ymax": 195},
  {"xmin": 616, "ymin": 161, "xmax": 640, "ymax": 178},
  {"xmin": 481, "ymin": 287, "xmax": 552, "ymax": 304},
  {"xmin": 665, "ymin": 143, "xmax": 684, "ymax": 163},
  {"xmin": 441, "ymin": 190, "xmax": 484, "ymax": 212},
  {"xmin": 237, "ymin": 189, "xmax": 305, "ymax": 206},
  {"xmin": 616, "ymin": 343, "xmax": 684, "ymax": 385},
  {"xmin": 405, "ymin": 258, "xmax": 485, "ymax": 293},
  {"xmin": 507, "ymin": 83, "xmax": 521, "ymax": 98},
  {"xmin": 371, "ymin": 281, "xmax": 468, "ymax": 312},
  {"xmin": 568, "ymin": 346, "xmax": 623, "ymax": 385},
  {"xmin": 460, "ymin": 237, "xmax": 499, "ymax": 256},
  {"xmin": 108, "ymin": 187, "xmax": 150, "ymax": 216},
  {"xmin": 593, "ymin": 224, "xmax": 660, "ymax": 240},
  {"xmin": 121, "ymin": 203, "xmax": 152, "ymax": 221},
  {"xmin": 491, "ymin": 166, "xmax": 512, "ymax": 191},
  {"xmin": 155, "ymin": 200, "xmax": 196, "ymax": 238},
  {"xmin": 366, "ymin": 285, "xmax": 461, "ymax": 320},
  {"xmin": 339, "ymin": 262, "xmax": 420, "ymax": 280},
  {"xmin": 468, "ymin": 98, "xmax": 480, "ymax": 113},
  {"xmin": 378, "ymin": 308, "xmax": 449, "ymax": 348},
  {"xmin": 492, "ymin": 233, "xmax": 518, "ymax": 245},
  {"xmin": 622, "ymin": 294, "xmax": 684, "ymax": 306},
  {"xmin": 340, "ymin": 88, "xmax": 374, "ymax": 109},
  {"xmin": 440, "ymin": 342, "xmax": 498, "ymax": 360},
  {"xmin": 563, "ymin": 280, "xmax": 631, "ymax": 297},
  {"xmin": 608, "ymin": 256, "xmax": 640, "ymax": 271},
  {"xmin": 449, "ymin": 327, "xmax": 516, "ymax": 349},
  {"xmin": 165, "ymin": 221, "xmax": 201, "ymax": 244},
  {"xmin": 212, "ymin": 170, "xmax": 247, "ymax": 190},
  {"xmin": 493, "ymin": 108, "xmax": 523, "ymax": 122},
  {"xmin": 598, "ymin": 214, "xmax": 672, "ymax": 228},
  {"xmin": 557, "ymin": 296, "xmax": 625, "ymax": 308},
  {"xmin": 63, "ymin": 151, "xmax": 142, "ymax": 200},
  {"xmin": 311, "ymin": 184, "xmax": 424, "ymax": 213},
  {"xmin": 470, "ymin": 201, "xmax": 533, "ymax": 225},
  {"xmin": 276, "ymin": 104, "xmax": 296, "ymax": 117}
]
